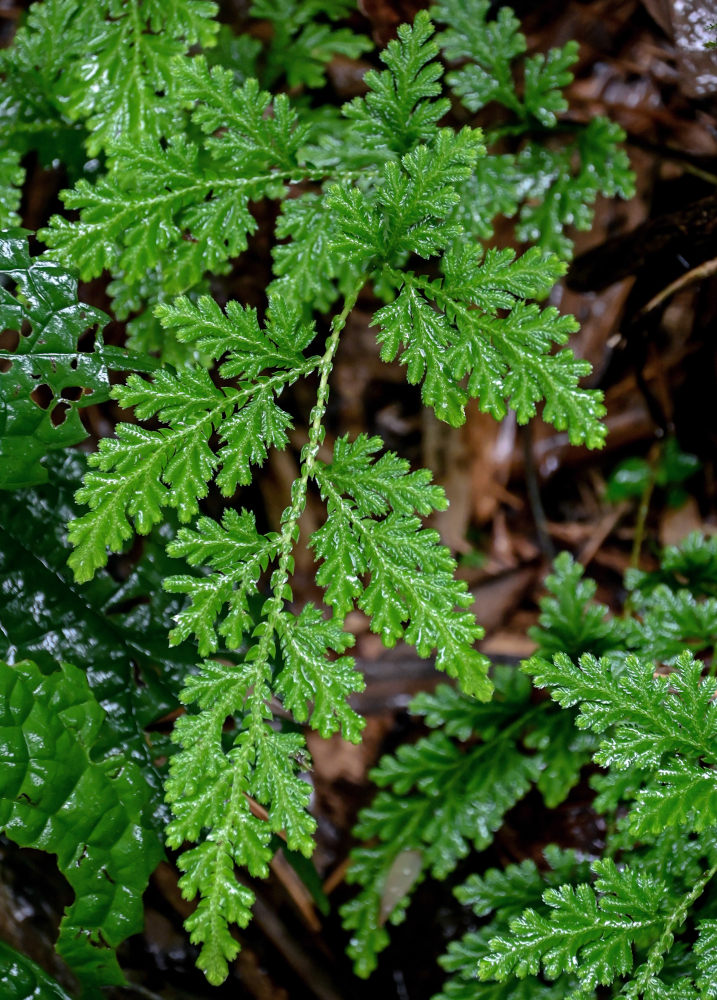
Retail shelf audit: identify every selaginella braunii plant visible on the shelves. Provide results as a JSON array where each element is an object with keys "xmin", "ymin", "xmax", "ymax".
[
  {"xmin": 345, "ymin": 534, "xmax": 717, "ymax": 999},
  {"xmin": 0, "ymin": 0, "xmax": 634, "ymax": 991}
]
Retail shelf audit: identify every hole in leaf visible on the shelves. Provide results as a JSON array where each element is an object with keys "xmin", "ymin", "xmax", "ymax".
[
  {"xmin": 61, "ymin": 386, "xmax": 84, "ymax": 401},
  {"xmin": 0, "ymin": 359, "xmax": 12, "ymax": 374},
  {"xmin": 69, "ymin": 358, "xmax": 78, "ymax": 370},
  {"xmin": 0, "ymin": 329, "xmax": 19, "ymax": 352},
  {"xmin": 30, "ymin": 383, "xmax": 54, "ymax": 409},
  {"xmin": 20, "ymin": 318, "xmax": 32, "ymax": 338},
  {"xmin": 132, "ymin": 660, "xmax": 147, "ymax": 688},
  {"xmin": 78, "ymin": 325, "xmax": 97, "ymax": 352},
  {"xmin": 50, "ymin": 402, "xmax": 69, "ymax": 426}
]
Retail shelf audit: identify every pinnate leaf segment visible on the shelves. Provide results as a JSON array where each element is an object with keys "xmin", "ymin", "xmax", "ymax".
[
  {"xmin": 47, "ymin": 11, "xmax": 623, "ymax": 985},
  {"xmin": 347, "ymin": 536, "xmax": 717, "ymax": 998},
  {"xmin": 0, "ymin": 0, "xmax": 636, "ymax": 989}
]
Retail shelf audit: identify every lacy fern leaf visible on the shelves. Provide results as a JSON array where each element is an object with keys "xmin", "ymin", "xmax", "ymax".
[
  {"xmin": 351, "ymin": 534, "xmax": 717, "ymax": 992},
  {"xmin": 41, "ymin": 66, "xmax": 307, "ymax": 292},
  {"xmin": 0, "ymin": 0, "xmax": 639, "ymax": 987},
  {"xmin": 529, "ymin": 649, "xmax": 717, "ymax": 835},
  {"xmin": 481, "ymin": 859, "xmax": 667, "ymax": 991},
  {"xmin": 251, "ymin": 0, "xmax": 371, "ymax": 89},
  {"xmin": 433, "ymin": 0, "xmax": 634, "ymax": 256},
  {"xmin": 341, "ymin": 668, "xmax": 587, "ymax": 976},
  {"xmin": 342, "ymin": 11, "xmax": 449, "ymax": 153},
  {"xmin": 314, "ymin": 434, "xmax": 490, "ymax": 697},
  {"xmin": 0, "ymin": 0, "xmax": 218, "ymax": 226}
]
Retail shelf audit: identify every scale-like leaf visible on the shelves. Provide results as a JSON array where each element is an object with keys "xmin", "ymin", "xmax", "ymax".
[{"xmin": 481, "ymin": 860, "xmax": 665, "ymax": 991}]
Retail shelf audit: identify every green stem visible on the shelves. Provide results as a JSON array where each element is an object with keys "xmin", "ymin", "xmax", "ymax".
[
  {"xmin": 235, "ymin": 278, "xmax": 364, "ymax": 743},
  {"xmin": 210, "ymin": 277, "xmax": 365, "ymax": 854},
  {"xmin": 628, "ymin": 861, "xmax": 717, "ymax": 996},
  {"xmin": 629, "ymin": 442, "xmax": 662, "ymax": 573}
]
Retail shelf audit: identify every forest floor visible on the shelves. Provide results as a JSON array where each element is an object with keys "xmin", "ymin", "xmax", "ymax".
[{"xmin": 2, "ymin": 0, "xmax": 717, "ymax": 997}]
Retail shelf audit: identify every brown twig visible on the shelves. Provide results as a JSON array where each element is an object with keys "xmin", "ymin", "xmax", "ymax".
[
  {"xmin": 577, "ymin": 501, "xmax": 631, "ymax": 568},
  {"xmin": 639, "ymin": 256, "xmax": 717, "ymax": 317}
]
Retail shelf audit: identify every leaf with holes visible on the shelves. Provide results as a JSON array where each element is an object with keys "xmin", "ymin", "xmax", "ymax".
[{"xmin": 0, "ymin": 232, "xmax": 156, "ymax": 490}]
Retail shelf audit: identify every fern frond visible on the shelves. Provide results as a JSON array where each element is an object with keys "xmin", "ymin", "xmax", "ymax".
[
  {"xmin": 514, "ymin": 122, "xmax": 634, "ymax": 257},
  {"xmin": 251, "ymin": 0, "xmax": 371, "ymax": 89},
  {"xmin": 343, "ymin": 11, "xmax": 449, "ymax": 154},
  {"xmin": 0, "ymin": 149, "xmax": 24, "ymax": 229},
  {"xmin": 42, "ymin": 136, "xmax": 286, "ymax": 292},
  {"xmin": 41, "ymin": 63, "xmax": 307, "ymax": 290},
  {"xmin": 528, "ymin": 650, "xmax": 717, "ymax": 773},
  {"xmin": 457, "ymin": 849, "xmax": 589, "ymax": 919},
  {"xmin": 61, "ymin": 0, "xmax": 218, "ymax": 155},
  {"xmin": 271, "ymin": 192, "xmax": 356, "ymax": 310},
  {"xmin": 314, "ymin": 436, "xmax": 490, "ymax": 697},
  {"xmin": 627, "ymin": 532, "xmax": 717, "ymax": 599},
  {"xmin": 528, "ymin": 550, "xmax": 634, "ymax": 660},
  {"xmin": 434, "ymin": 0, "xmax": 634, "ymax": 257},
  {"xmin": 276, "ymin": 604, "xmax": 365, "ymax": 740},
  {"xmin": 632, "ymin": 585, "xmax": 717, "ymax": 664},
  {"xmin": 695, "ymin": 920, "xmax": 717, "ymax": 998},
  {"xmin": 20, "ymin": 1, "xmax": 637, "ymax": 986},
  {"xmin": 481, "ymin": 859, "xmax": 666, "ymax": 991},
  {"xmin": 373, "ymin": 249, "xmax": 605, "ymax": 443},
  {"xmin": 165, "ymin": 510, "xmax": 279, "ymax": 654},
  {"xmin": 66, "ymin": 300, "xmax": 318, "ymax": 581},
  {"xmin": 341, "ymin": 669, "xmax": 550, "ymax": 976},
  {"xmin": 436, "ymin": 849, "xmax": 591, "ymax": 1000},
  {"xmin": 2, "ymin": 0, "xmax": 217, "ymax": 162},
  {"xmin": 434, "ymin": 0, "xmax": 527, "ymax": 116}
]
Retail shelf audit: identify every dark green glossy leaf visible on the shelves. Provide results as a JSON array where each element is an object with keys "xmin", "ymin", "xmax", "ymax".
[
  {"xmin": 0, "ymin": 658, "xmax": 163, "ymax": 993},
  {"xmin": 0, "ymin": 450, "xmax": 196, "ymax": 814},
  {"xmin": 0, "ymin": 941, "xmax": 73, "ymax": 1000},
  {"xmin": 605, "ymin": 456, "xmax": 652, "ymax": 502},
  {"xmin": 0, "ymin": 232, "xmax": 157, "ymax": 490}
]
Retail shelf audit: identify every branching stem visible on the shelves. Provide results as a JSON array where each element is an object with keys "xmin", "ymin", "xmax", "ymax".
[
  {"xmin": 237, "ymin": 276, "xmax": 364, "ymax": 737},
  {"xmin": 197, "ymin": 279, "xmax": 366, "ymax": 907},
  {"xmin": 627, "ymin": 860, "xmax": 717, "ymax": 996}
]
